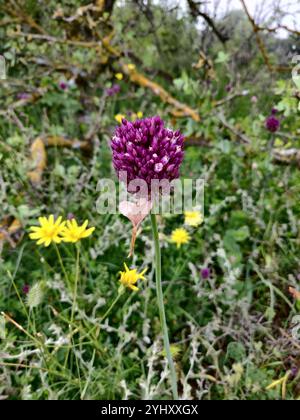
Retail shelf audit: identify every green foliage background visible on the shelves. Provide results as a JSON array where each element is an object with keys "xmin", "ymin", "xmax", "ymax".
[{"xmin": 0, "ymin": 0, "xmax": 299, "ymax": 400}]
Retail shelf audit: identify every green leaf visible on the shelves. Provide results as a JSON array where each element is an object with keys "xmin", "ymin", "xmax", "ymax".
[
  {"xmin": 226, "ymin": 342, "xmax": 246, "ymax": 362},
  {"xmin": 226, "ymin": 226, "xmax": 250, "ymax": 243},
  {"xmin": 216, "ymin": 51, "xmax": 230, "ymax": 64}
]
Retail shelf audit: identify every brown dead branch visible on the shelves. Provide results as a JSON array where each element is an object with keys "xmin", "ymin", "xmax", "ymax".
[
  {"xmin": 217, "ymin": 113, "xmax": 251, "ymax": 144},
  {"xmin": 27, "ymin": 136, "xmax": 92, "ymax": 186},
  {"xmin": 8, "ymin": 31, "xmax": 102, "ymax": 48},
  {"xmin": 121, "ymin": 64, "xmax": 201, "ymax": 122},
  {"xmin": 4, "ymin": 1, "xmax": 47, "ymax": 35},
  {"xmin": 43, "ymin": 136, "xmax": 92, "ymax": 152},
  {"xmin": 0, "ymin": 218, "xmax": 23, "ymax": 248},
  {"xmin": 187, "ymin": 0, "xmax": 229, "ymax": 44},
  {"xmin": 27, "ymin": 138, "xmax": 47, "ymax": 186},
  {"xmin": 273, "ymin": 148, "xmax": 300, "ymax": 166},
  {"xmin": 240, "ymin": 0, "xmax": 292, "ymax": 73}
]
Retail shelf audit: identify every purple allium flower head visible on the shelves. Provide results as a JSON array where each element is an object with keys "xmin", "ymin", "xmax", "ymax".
[
  {"xmin": 59, "ymin": 81, "xmax": 68, "ymax": 90},
  {"xmin": 22, "ymin": 284, "xmax": 30, "ymax": 294},
  {"xmin": 201, "ymin": 268, "xmax": 211, "ymax": 279},
  {"xmin": 105, "ymin": 84, "xmax": 120, "ymax": 97},
  {"xmin": 111, "ymin": 116, "xmax": 184, "ymax": 191},
  {"xmin": 271, "ymin": 108, "xmax": 278, "ymax": 115},
  {"xmin": 265, "ymin": 115, "xmax": 280, "ymax": 133}
]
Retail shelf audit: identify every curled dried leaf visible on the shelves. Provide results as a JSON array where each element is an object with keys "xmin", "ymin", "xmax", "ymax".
[
  {"xmin": 119, "ymin": 199, "xmax": 152, "ymax": 257},
  {"xmin": 289, "ymin": 287, "xmax": 300, "ymax": 301}
]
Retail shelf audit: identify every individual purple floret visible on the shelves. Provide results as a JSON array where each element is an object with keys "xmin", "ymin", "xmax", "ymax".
[
  {"xmin": 111, "ymin": 116, "xmax": 184, "ymax": 190},
  {"xmin": 265, "ymin": 115, "xmax": 280, "ymax": 133},
  {"xmin": 105, "ymin": 84, "xmax": 121, "ymax": 97}
]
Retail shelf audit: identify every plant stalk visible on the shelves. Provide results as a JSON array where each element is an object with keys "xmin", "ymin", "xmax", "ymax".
[{"xmin": 150, "ymin": 214, "xmax": 178, "ymax": 400}]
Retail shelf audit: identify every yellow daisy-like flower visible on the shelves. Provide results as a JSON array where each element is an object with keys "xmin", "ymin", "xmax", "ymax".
[
  {"xmin": 171, "ymin": 228, "xmax": 190, "ymax": 248},
  {"xmin": 127, "ymin": 63, "xmax": 136, "ymax": 71},
  {"xmin": 115, "ymin": 73, "xmax": 123, "ymax": 81},
  {"xmin": 115, "ymin": 113, "xmax": 126, "ymax": 124},
  {"xmin": 137, "ymin": 111, "xmax": 143, "ymax": 119},
  {"xmin": 184, "ymin": 211, "xmax": 204, "ymax": 227},
  {"xmin": 61, "ymin": 219, "xmax": 95, "ymax": 243},
  {"xmin": 29, "ymin": 215, "xmax": 66, "ymax": 247},
  {"xmin": 119, "ymin": 263, "xmax": 147, "ymax": 291}
]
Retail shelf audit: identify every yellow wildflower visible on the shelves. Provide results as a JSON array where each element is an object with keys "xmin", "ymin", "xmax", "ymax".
[
  {"xmin": 61, "ymin": 219, "xmax": 95, "ymax": 243},
  {"xmin": 131, "ymin": 111, "xmax": 143, "ymax": 122},
  {"xmin": 29, "ymin": 215, "xmax": 65, "ymax": 247},
  {"xmin": 115, "ymin": 73, "xmax": 123, "ymax": 80},
  {"xmin": 171, "ymin": 228, "xmax": 190, "ymax": 248},
  {"xmin": 119, "ymin": 263, "xmax": 147, "ymax": 291},
  {"xmin": 184, "ymin": 211, "xmax": 204, "ymax": 227},
  {"xmin": 115, "ymin": 114, "xmax": 126, "ymax": 124},
  {"xmin": 127, "ymin": 63, "xmax": 136, "ymax": 71}
]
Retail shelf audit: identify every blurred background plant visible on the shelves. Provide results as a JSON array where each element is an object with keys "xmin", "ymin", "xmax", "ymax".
[{"xmin": 0, "ymin": 0, "xmax": 299, "ymax": 400}]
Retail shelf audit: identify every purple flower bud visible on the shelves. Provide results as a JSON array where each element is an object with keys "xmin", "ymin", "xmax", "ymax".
[
  {"xmin": 105, "ymin": 84, "xmax": 120, "ymax": 97},
  {"xmin": 22, "ymin": 284, "xmax": 30, "ymax": 294},
  {"xmin": 111, "ymin": 116, "xmax": 184, "ymax": 192},
  {"xmin": 67, "ymin": 213, "xmax": 75, "ymax": 220},
  {"xmin": 201, "ymin": 268, "xmax": 211, "ymax": 279},
  {"xmin": 271, "ymin": 108, "xmax": 278, "ymax": 115},
  {"xmin": 265, "ymin": 116, "xmax": 280, "ymax": 133}
]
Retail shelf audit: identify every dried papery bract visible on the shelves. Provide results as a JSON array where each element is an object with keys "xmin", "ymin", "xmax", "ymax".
[{"xmin": 119, "ymin": 198, "xmax": 153, "ymax": 257}]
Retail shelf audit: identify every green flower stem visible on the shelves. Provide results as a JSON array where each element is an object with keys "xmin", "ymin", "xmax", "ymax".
[
  {"xmin": 71, "ymin": 244, "xmax": 80, "ymax": 324},
  {"xmin": 54, "ymin": 244, "xmax": 71, "ymax": 290},
  {"xmin": 150, "ymin": 214, "xmax": 178, "ymax": 400},
  {"xmin": 100, "ymin": 287, "xmax": 124, "ymax": 323},
  {"xmin": 94, "ymin": 288, "xmax": 124, "ymax": 339}
]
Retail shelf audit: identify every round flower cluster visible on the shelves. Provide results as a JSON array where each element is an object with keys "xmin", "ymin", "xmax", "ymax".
[
  {"xmin": 111, "ymin": 116, "xmax": 184, "ymax": 190},
  {"xmin": 265, "ymin": 109, "xmax": 280, "ymax": 133}
]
